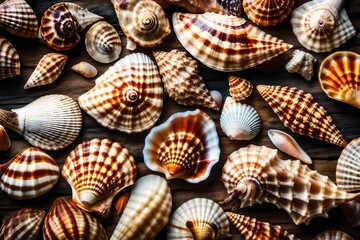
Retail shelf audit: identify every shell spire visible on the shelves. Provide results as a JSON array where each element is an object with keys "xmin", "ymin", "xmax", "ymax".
[{"xmin": 0, "ymin": 35, "xmax": 20, "ymax": 81}]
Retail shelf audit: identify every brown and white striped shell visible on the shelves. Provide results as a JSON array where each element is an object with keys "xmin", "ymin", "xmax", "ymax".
[
  {"xmin": 71, "ymin": 61, "xmax": 98, "ymax": 78},
  {"xmin": 0, "ymin": 147, "xmax": 59, "ymax": 200},
  {"xmin": 285, "ymin": 50, "xmax": 317, "ymax": 81},
  {"xmin": 78, "ymin": 53, "xmax": 163, "ymax": 133},
  {"xmin": 313, "ymin": 230, "xmax": 354, "ymax": 240},
  {"xmin": 43, "ymin": 197, "xmax": 108, "ymax": 240},
  {"xmin": 341, "ymin": 201, "xmax": 360, "ymax": 228},
  {"xmin": 143, "ymin": 110, "xmax": 220, "ymax": 183},
  {"xmin": 62, "ymin": 138, "xmax": 137, "ymax": 218},
  {"xmin": 221, "ymin": 145, "xmax": 359, "ymax": 225},
  {"xmin": 257, "ymin": 85, "xmax": 347, "ymax": 147},
  {"xmin": 172, "ymin": 12, "xmax": 293, "ymax": 72},
  {"xmin": 229, "ymin": 75, "xmax": 253, "ymax": 101},
  {"xmin": 319, "ymin": 51, "xmax": 360, "ymax": 108},
  {"xmin": 0, "ymin": 124, "xmax": 11, "ymax": 151},
  {"xmin": 153, "ymin": 50, "xmax": 219, "ymax": 111},
  {"xmin": 168, "ymin": 198, "xmax": 231, "ymax": 240},
  {"xmin": 0, "ymin": 35, "xmax": 20, "ymax": 81}
]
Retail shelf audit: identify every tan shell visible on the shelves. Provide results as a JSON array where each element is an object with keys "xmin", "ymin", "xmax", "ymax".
[
  {"xmin": 341, "ymin": 201, "xmax": 360, "ymax": 228},
  {"xmin": 285, "ymin": 50, "xmax": 317, "ymax": 81},
  {"xmin": 71, "ymin": 61, "xmax": 98, "ymax": 78},
  {"xmin": 0, "ymin": 124, "xmax": 11, "ymax": 151},
  {"xmin": 257, "ymin": 85, "xmax": 347, "ymax": 147},
  {"xmin": 313, "ymin": 230, "xmax": 354, "ymax": 240},
  {"xmin": 228, "ymin": 75, "xmax": 253, "ymax": 101},
  {"xmin": 153, "ymin": 50, "xmax": 219, "ymax": 110},
  {"xmin": 0, "ymin": 35, "xmax": 20, "ymax": 81}
]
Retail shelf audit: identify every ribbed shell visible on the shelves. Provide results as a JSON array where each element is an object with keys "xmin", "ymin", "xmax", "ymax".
[
  {"xmin": 168, "ymin": 198, "xmax": 230, "ymax": 240},
  {"xmin": 0, "ymin": 35, "xmax": 20, "ymax": 81},
  {"xmin": 0, "ymin": 147, "xmax": 59, "ymax": 200},
  {"xmin": 341, "ymin": 201, "xmax": 360, "ymax": 228},
  {"xmin": 62, "ymin": 138, "xmax": 137, "ymax": 218},
  {"xmin": 143, "ymin": 110, "xmax": 220, "ymax": 183},
  {"xmin": 172, "ymin": 12, "xmax": 293, "ymax": 72},
  {"xmin": 110, "ymin": 175, "xmax": 172, "ymax": 240},
  {"xmin": 257, "ymin": 85, "xmax": 347, "ymax": 147},
  {"xmin": 221, "ymin": 145, "xmax": 359, "ymax": 225},
  {"xmin": 71, "ymin": 61, "xmax": 98, "ymax": 78},
  {"xmin": 78, "ymin": 53, "xmax": 163, "ymax": 133},
  {"xmin": 0, "ymin": 124, "xmax": 11, "ymax": 151},
  {"xmin": 153, "ymin": 50, "xmax": 218, "ymax": 110},
  {"xmin": 285, "ymin": 50, "xmax": 317, "ymax": 81},
  {"xmin": 229, "ymin": 75, "xmax": 253, "ymax": 101},
  {"xmin": 319, "ymin": 51, "xmax": 360, "ymax": 108},
  {"xmin": 313, "ymin": 230, "xmax": 354, "ymax": 240}
]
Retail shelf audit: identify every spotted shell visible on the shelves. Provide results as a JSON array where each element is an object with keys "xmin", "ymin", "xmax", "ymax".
[
  {"xmin": 71, "ymin": 61, "xmax": 98, "ymax": 78},
  {"xmin": 313, "ymin": 230, "xmax": 354, "ymax": 240},
  {"xmin": 78, "ymin": 53, "xmax": 163, "ymax": 133},
  {"xmin": 285, "ymin": 50, "xmax": 317, "ymax": 81},
  {"xmin": 0, "ymin": 35, "xmax": 20, "ymax": 81},
  {"xmin": 143, "ymin": 109, "xmax": 220, "ymax": 183},
  {"xmin": 341, "ymin": 201, "xmax": 360, "ymax": 228},
  {"xmin": 228, "ymin": 75, "xmax": 253, "ymax": 101},
  {"xmin": 0, "ymin": 124, "xmax": 11, "ymax": 151}
]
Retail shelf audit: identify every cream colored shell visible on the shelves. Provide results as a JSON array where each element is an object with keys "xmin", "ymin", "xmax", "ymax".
[
  {"xmin": 71, "ymin": 61, "xmax": 98, "ymax": 78},
  {"xmin": 285, "ymin": 50, "xmax": 317, "ymax": 81}
]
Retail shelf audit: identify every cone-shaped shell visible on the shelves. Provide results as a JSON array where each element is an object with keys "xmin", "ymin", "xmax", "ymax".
[
  {"xmin": 71, "ymin": 61, "xmax": 98, "ymax": 78},
  {"xmin": 285, "ymin": 50, "xmax": 317, "ymax": 81},
  {"xmin": 62, "ymin": 138, "xmax": 137, "ymax": 218},
  {"xmin": 172, "ymin": 12, "xmax": 293, "ymax": 72},
  {"xmin": 257, "ymin": 85, "xmax": 347, "ymax": 147},
  {"xmin": 143, "ymin": 110, "xmax": 220, "ymax": 183},
  {"xmin": 0, "ymin": 35, "xmax": 20, "ymax": 81},
  {"xmin": 0, "ymin": 124, "xmax": 11, "ymax": 151},
  {"xmin": 78, "ymin": 53, "xmax": 163, "ymax": 133},
  {"xmin": 168, "ymin": 198, "xmax": 231, "ymax": 240},
  {"xmin": 229, "ymin": 75, "xmax": 253, "ymax": 101},
  {"xmin": 110, "ymin": 175, "xmax": 172, "ymax": 240},
  {"xmin": 341, "ymin": 201, "xmax": 360, "ymax": 228},
  {"xmin": 313, "ymin": 230, "xmax": 353, "ymax": 240},
  {"xmin": 319, "ymin": 51, "xmax": 360, "ymax": 108},
  {"xmin": 153, "ymin": 50, "xmax": 218, "ymax": 110}
]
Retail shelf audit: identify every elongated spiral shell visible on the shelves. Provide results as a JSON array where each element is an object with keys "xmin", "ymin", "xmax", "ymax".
[
  {"xmin": 313, "ymin": 230, "xmax": 354, "ymax": 240},
  {"xmin": 285, "ymin": 50, "xmax": 317, "ymax": 81},
  {"xmin": 0, "ymin": 35, "xmax": 20, "ymax": 81},
  {"xmin": 0, "ymin": 124, "xmax": 11, "ymax": 151},
  {"xmin": 229, "ymin": 75, "xmax": 253, "ymax": 101}
]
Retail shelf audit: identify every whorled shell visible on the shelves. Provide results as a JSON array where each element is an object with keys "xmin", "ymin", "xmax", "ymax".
[
  {"xmin": 71, "ymin": 61, "xmax": 98, "ymax": 78},
  {"xmin": 0, "ymin": 147, "xmax": 60, "ymax": 200},
  {"xmin": 110, "ymin": 175, "xmax": 172, "ymax": 240},
  {"xmin": 257, "ymin": 85, "xmax": 347, "ymax": 147},
  {"xmin": 78, "ymin": 53, "xmax": 163, "ymax": 133},
  {"xmin": 220, "ymin": 97, "xmax": 261, "ymax": 141},
  {"xmin": 43, "ymin": 197, "xmax": 108, "ymax": 240},
  {"xmin": 85, "ymin": 21, "xmax": 122, "ymax": 64},
  {"xmin": 341, "ymin": 201, "xmax": 360, "ymax": 228},
  {"xmin": 62, "ymin": 138, "xmax": 137, "ymax": 218},
  {"xmin": 153, "ymin": 50, "xmax": 219, "ymax": 111},
  {"xmin": 319, "ymin": 51, "xmax": 360, "ymax": 108},
  {"xmin": 221, "ymin": 145, "xmax": 359, "ymax": 225},
  {"xmin": 172, "ymin": 12, "xmax": 293, "ymax": 72},
  {"xmin": 0, "ymin": 124, "xmax": 11, "ymax": 151},
  {"xmin": 168, "ymin": 198, "xmax": 231, "ymax": 240},
  {"xmin": 228, "ymin": 75, "xmax": 253, "ymax": 101},
  {"xmin": 0, "ymin": 35, "xmax": 20, "ymax": 81},
  {"xmin": 313, "ymin": 230, "xmax": 354, "ymax": 240},
  {"xmin": 285, "ymin": 50, "xmax": 317, "ymax": 81}
]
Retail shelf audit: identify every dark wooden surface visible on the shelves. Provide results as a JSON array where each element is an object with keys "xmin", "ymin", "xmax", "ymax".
[{"xmin": 0, "ymin": 0, "xmax": 359, "ymax": 239}]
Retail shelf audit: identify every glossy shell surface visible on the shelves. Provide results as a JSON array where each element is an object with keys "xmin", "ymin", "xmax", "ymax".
[{"xmin": 0, "ymin": 35, "xmax": 20, "ymax": 81}]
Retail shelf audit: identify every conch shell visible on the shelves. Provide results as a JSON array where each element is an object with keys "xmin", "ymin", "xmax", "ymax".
[
  {"xmin": 313, "ymin": 230, "xmax": 354, "ymax": 240},
  {"xmin": 285, "ymin": 50, "xmax": 317, "ymax": 81},
  {"xmin": 71, "ymin": 61, "xmax": 98, "ymax": 78},
  {"xmin": 0, "ymin": 124, "xmax": 11, "ymax": 151},
  {"xmin": 228, "ymin": 75, "xmax": 253, "ymax": 101},
  {"xmin": 0, "ymin": 35, "xmax": 20, "ymax": 81}
]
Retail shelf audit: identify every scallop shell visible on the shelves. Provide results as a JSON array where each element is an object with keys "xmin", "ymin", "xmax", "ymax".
[
  {"xmin": 78, "ymin": 53, "xmax": 163, "ymax": 133},
  {"xmin": 0, "ymin": 94, "xmax": 82, "ymax": 151},
  {"xmin": 0, "ymin": 124, "xmax": 11, "ymax": 151},
  {"xmin": 71, "ymin": 61, "xmax": 98, "ymax": 78},
  {"xmin": 228, "ymin": 75, "xmax": 253, "ymax": 101},
  {"xmin": 0, "ymin": 0, "xmax": 38, "ymax": 38},
  {"xmin": 110, "ymin": 175, "xmax": 172, "ymax": 240},
  {"xmin": 62, "ymin": 138, "xmax": 137, "ymax": 218},
  {"xmin": 313, "ymin": 230, "xmax": 354, "ymax": 240},
  {"xmin": 0, "ymin": 35, "xmax": 20, "ymax": 81},
  {"xmin": 168, "ymin": 198, "xmax": 231, "ymax": 240},
  {"xmin": 220, "ymin": 97, "xmax": 261, "ymax": 141},
  {"xmin": 319, "ymin": 51, "xmax": 360, "ymax": 108},
  {"xmin": 43, "ymin": 197, "xmax": 108, "ymax": 240},
  {"xmin": 111, "ymin": 0, "xmax": 171, "ymax": 47},
  {"xmin": 85, "ymin": 21, "xmax": 122, "ymax": 64},
  {"xmin": 341, "ymin": 201, "xmax": 360, "ymax": 228},
  {"xmin": 172, "ymin": 12, "xmax": 293, "ymax": 72},
  {"xmin": 221, "ymin": 145, "xmax": 359, "ymax": 225},
  {"xmin": 143, "ymin": 109, "xmax": 220, "ymax": 183},
  {"xmin": 24, "ymin": 53, "xmax": 68, "ymax": 89},
  {"xmin": 257, "ymin": 85, "xmax": 347, "ymax": 147},
  {"xmin": 0, "ymin": 147, "xmax": 60, "ymax": 200},
  {"xmin": 153, "ymin": 50, "xmax": 219, "ymax": 111},
  {"xmin": 285, "ymin": 50, "xmax": 317, "ymax": 81}
]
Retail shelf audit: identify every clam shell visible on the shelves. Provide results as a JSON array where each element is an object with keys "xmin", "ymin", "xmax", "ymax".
[
  {"xmin": 71, "ymin": 61, "xmax": 98, "ymax": 78},
  {"xmin": 341, "ymin": 201, "xmax": 360, "ymax": 228},
  {"xmin": 313, "ymin": 230, "xmax": 354, "ymax": 240},
  {"xmin": 285, "ymin": 50, "xmax": 317, "ymax": 81},
  {"xmin": 172, "ymin": 12, "xmax": 293, "ymax": 72},
  {"xmin": 0, "ymin": 124, "xmax": 11, "ymax": 151},
  {"xmin": 143, "ymin": 109, "xmax": 220, "ymax": 183},
  {"xmin": 0, "ymin": 35, "xmax": 20, "ymax": 81},
  {"xmin": 228, "ymin": 75, "xmax": 253, "ymax": 101}
]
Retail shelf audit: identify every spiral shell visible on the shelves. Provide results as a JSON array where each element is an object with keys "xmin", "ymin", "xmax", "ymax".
[
  {"xmin": 71, "ymin": 61, "xmax": 98, "ymax": 78},
  {"xmin": 285, "ymin": 50, "xmax": 317, "ymax": 81},
  {"xmin": 313, "ymin": 230, "xmax": 354, "ymax": 240},
  {"xmin": 229, "ymin": 75, "xmax": 253, "ymax": 101},
  {"xmin": 0, "ymin": 124, "xmax": 11, "ymax": 151},
  {"xmin": 0, "ymin": 35, "xmax": 20, "ymax": 81}
]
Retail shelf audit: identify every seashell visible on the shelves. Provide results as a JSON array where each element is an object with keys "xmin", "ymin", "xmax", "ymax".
[
  {"xmin": 40, "ymin": 2, "xmax": 104, "ymax": 51},
  {"xmin": 24, "ymin": 53, "xmax": 68, "ymax": 89},
  {"xmin": 0, "ymin": 208, "xmax": 46, "ymax": 240},
  {"xmin": 168, "ymin": 198, "xmax": 231, "ymax": 240},
  {"xmin": 341, "ymin": 201, "xmax": 360, "ymax": 228},
  {"xmin": 126, "ymin": 38, "xmax": 137, "ymax": 51},
  {"xmin": 110, "ymin": 175, "xmax": 172, "ymax": 240},
  {"xmin": 0, "ymin": 0, "xmax": 38, "ymax": 38},
  {"xmin": 0, "ymin": 35, "xmax": 20, "ymax": 81},
  {"xmin": 0, "ymin": 147, "xmax": 60, "ymax": 200},
  {"xmin": 85, "ymin": 21, "xmax": 122, "ymax": 64},
  {"xmin": 71, "ymin": 61, "xmax": 98, "ymax": 78},
  {"xmin": 217, "ymin": 0, "xmax": 242, "ymax": 16},
  {"xmin": 111, "ymin": 0, "xmax": 171, "ymax": 47},
  {"xmin": 43, "ymin": 197, "xmax": 108, "ymax": 240},
  {"xmin": 226, "ymin": 212, "xmax": 298, "ymax": 240},
  {"xmin": 210, "ymin": 90, "xmax": 223, "ymax": 109},
  {"xmin": 319, "ymin": 51, "xmax": 360, "ymax": 108},
  {"xmin": 285, "ymin": 50, "xmax": 317, "ymax": 81},
  {"xmin": 0, "ymin": 94, "xmax": 82, "ymax": 151},
  {"xmin": 220, "ymin": 97, "xmax": 261, "ymax": 141},
  {"xmin": 172, "ymin": 12, "xmax": 293, "ymax": 72},
  {"xmin": 78, "ymin": 53, "xmax": 163, "ymax": 133},
  {"xmin": 257, "ymin": 85, "xmax": 347, "ymax": 147},
  {"xmin": 268, "ymin": 129, "xmax": 312, "ymax": 164},
  {"xmin": 0, "ymin": 124, "xmax": 11, "ymax": 151},
  {"xmin": 153, "ymin": 50, "xmax": 219, "ymax": 111},
  {"xmin": 290, "ymin": 0, "xmax": 356, "ymax": 53},
  {"xmin": 228, "ymin": 75, "xmax": 253, "ymax": 101},
  {"xmin": 62, "ymin": 138, "xmax": 137, "ymax": 218},
  {"xmin": 221, "ymin": 145, "xmax": 360, "ymax": 225},
  {"xmin": 313, "ymin": 230, "xmax": 354, "ymax": 240},
  {"xmin": 143, "ymin": 109, "xmax": 220, "ymax": 183}
]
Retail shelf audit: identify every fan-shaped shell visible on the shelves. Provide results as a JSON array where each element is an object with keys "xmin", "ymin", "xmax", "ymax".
[
  {"xmin": 172, "ymin": 12, "xmax": 293, "ymax": 72},
  {"xmin": 313, "ymin": 230, "xmax": 353, "ymax": 240},
  {"xmin": 62, "ymin": 138, "xmax": 137, "ymax": 218},
  {"xmin": 78, "ymin": 53, "xmax": 163, "ymax": 133},
  {"xmin": 0, "ymin": 124, "xmax": 11, "ymax": 151},
  {"xmin": 0, "ymin": 35, "xmax": 20, "ymax": 81},
  {"xmin": 220, "ymin": 97, "xmax": 261, "ymax": 141},
  {"xmin": 341, "ymin": 201, "xmax": 360, "ymax": 228},
  {"xmin": 168, "ymin": 198, "xmax": 230, "ymax": 240},
  {"xmin": 319, "ymin": 51, "xmax": 360, "ymax": 108},
  {"xmin": 229, "ymin": 75, "xmax": 253, "ymax": 101},
  {"xmin": 71, "ymin": 61, "xmax": 98, "ymax": 78},
  {"xmin": 285, "ymin": 50, "xmax": 317, "ymax": 81},
  {"xmin": 143, "ymin": 109, "xmax": 220, "ymax": 183}
]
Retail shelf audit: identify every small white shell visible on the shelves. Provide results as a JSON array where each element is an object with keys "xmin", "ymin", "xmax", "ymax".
[
  {"xmin": 285, "ymin": 50, "xmax": 317, "ymax": 81},
  {"xmin": 71, "ymin": 61, "xmax": 98, "ymax": 78}
]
